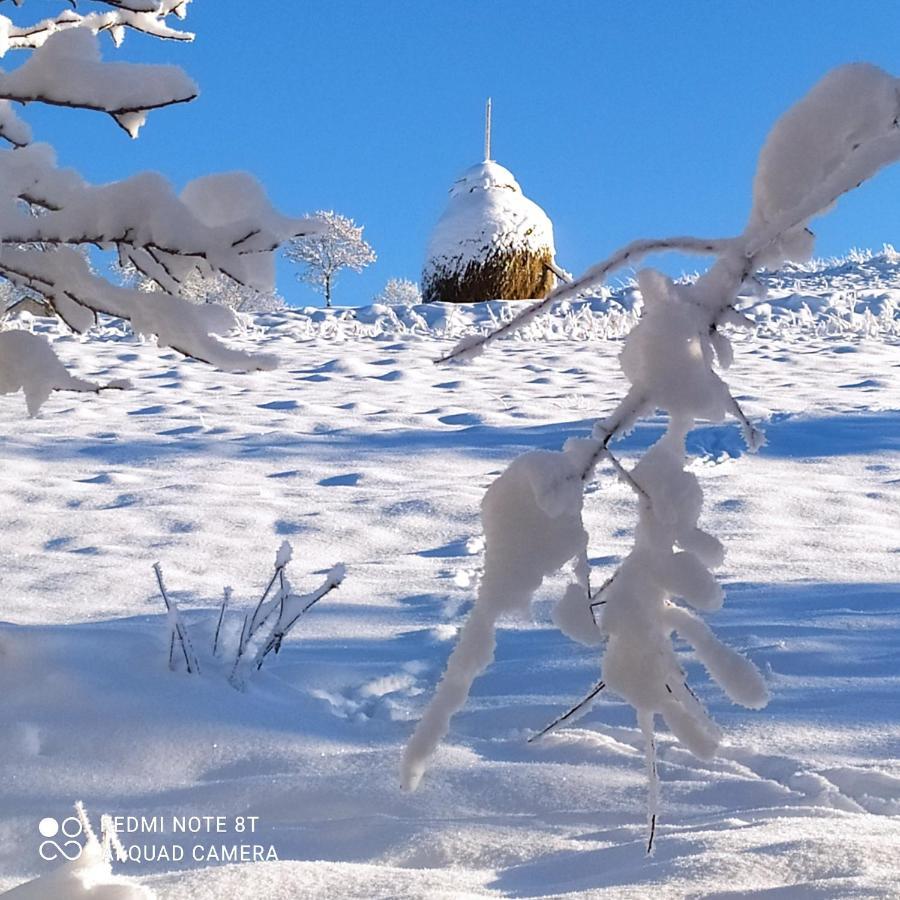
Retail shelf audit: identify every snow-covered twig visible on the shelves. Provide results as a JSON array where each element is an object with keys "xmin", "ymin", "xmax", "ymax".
[
  {"xmin": 435, "ymin": 235, "xmax": 731, "ymax": 364},
  {"xmin": 212, "ymin": 586, "xmax": 230, "ymax": 656},
  {"xmin": 225, "ymin": 543, "xmax": 346, "ymax": 688},
  {"xmin": 153, "ymin": 561, "xmax": 199, "ymax": 674},
  {"xmin": 404, "ymin": 63, "xmax": 900, "ymax": 848},
  {"xmin": 153, "ymin": 544, "xmax": 345, "ymax": 687},
  {"xmin": 252, "ymin": 568, "xmax": 345, "ymax": 670}
]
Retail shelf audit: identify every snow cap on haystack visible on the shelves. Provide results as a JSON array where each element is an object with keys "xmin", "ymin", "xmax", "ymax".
[{"xmin": 422, "ymin": 101, "xmax": 556, "ymax": 304}]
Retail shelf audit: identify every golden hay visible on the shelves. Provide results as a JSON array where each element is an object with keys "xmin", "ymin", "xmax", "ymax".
[{"xmin": 423, "ymin": 247, "xmax": 556, "ymax": 304}]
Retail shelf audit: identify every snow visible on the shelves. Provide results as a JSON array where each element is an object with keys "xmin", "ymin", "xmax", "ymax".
[
  {"xmin": 0, "ymin": 29, "xmax": 197, "ymax": 129},
  {"xmin": 0, "ymin": 249, "xmax": 899, "ymax": 896},
  {"xmin": 263, "ymin": 247, "xmax": 900, "ymax": 345},
  {"xmin": 2, "ymin": 840, "xmax": 152, "ymax": 899},
  {"xmin": 423, "ymin": 160, "xmax": 555, "ymax": 275}
]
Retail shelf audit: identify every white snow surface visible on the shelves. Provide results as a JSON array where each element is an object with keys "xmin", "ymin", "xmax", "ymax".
[
  {"xmin": 423, "ymin": 160, "xmax": 555, "ymax": 276},
  {"xmin": 246, "ymin": 246, "xmax": 900, "ymax": 345},
  {"xmin": 0, "ymin": 251, "xmax": 899, "ymax": 897}
]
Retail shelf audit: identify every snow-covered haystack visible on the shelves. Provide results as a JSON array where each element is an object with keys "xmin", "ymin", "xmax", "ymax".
[{"xmin": 422, "ymin": 160, "xmax": 557, "ymax": 304}]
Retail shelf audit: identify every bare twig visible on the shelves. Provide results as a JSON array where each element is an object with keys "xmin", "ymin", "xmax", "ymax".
[
  {"xmin": 153, "ymin": 562, "xmax": 199, "ymax": 674},
  {"xmin": 212, "ymin": 586, "xmax": 230, "ymax": 656},
  {"xmin": 528, "ymin": 680, "xmax": 606, "ymax": 743}
]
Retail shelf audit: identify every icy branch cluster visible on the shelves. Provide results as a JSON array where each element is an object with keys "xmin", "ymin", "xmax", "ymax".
[
  {"xmin": 0, "ymin": 0, "xmax": 319, "ymax": 415},
  {"xmin": 403, "ymin": 64, "xmax": 900, "ymax": 842}
]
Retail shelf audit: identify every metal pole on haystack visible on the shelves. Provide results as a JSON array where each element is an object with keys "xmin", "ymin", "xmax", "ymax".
[{"xmin": 484, "ymin": 97, "xmax": 492, "ymax": 162}]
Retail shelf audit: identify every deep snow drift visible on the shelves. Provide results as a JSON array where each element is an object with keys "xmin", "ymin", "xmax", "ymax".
[{"xmin": 0, "ymin": 251, "xmax": 898, "ymax": 898}]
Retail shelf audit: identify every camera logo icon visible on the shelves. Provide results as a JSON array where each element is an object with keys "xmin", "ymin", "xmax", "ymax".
[{"xmin": 38, "ymin": 816, "xmax": 84, "ymax": 862}]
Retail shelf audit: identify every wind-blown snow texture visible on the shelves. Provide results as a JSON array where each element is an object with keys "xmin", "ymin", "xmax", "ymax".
[{"xmin": 0, "ymin": 249, "xmax": 898, "ymax": 897}]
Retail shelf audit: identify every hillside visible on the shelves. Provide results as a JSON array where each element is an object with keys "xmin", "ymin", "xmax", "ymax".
[{"xmin": 0, "ymin": 250, "xmax": 898, "ymax": 898}]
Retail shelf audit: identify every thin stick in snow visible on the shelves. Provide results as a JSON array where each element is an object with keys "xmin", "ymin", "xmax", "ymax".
[
  {"xmin": 253, "ymin": 574, "xmax": 344, "ymax": 670},
  {"xmin": 528, "ymin": 680, "xmax": 606, "ymax": 743},
  {"xmin": 212, "ymin": 586, "xmax": 231, "ymax": 657},
  {"xmin": 153, "ymin": 562, "xmax": 199, "ymax": 675}
]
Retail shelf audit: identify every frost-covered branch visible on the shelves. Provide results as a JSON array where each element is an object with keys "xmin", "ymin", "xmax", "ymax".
[
  {"xmin": 154, "ymin": 561, "xmax": 199, "ymax": 675},
  {"xmin": 0, "ymin": 28, "xmax": 196, "ymax": 136},
  {"xmin": 0, "ymin": 4, "xmax": 193, "ymax": 53},
  {"xmin": 436, "ymin": 235, "xmax": 732, "ymax": 364},
  {"xmin": 0, "ymin": 2, "xmax": 320, "ymax": 415},
  {"xmin": 229, "ymin": 542, "xmax": 346, "ymax": 686},
  {"xmin": 404, "ymin": 63, "xmax": 900, "ymax": 845}
]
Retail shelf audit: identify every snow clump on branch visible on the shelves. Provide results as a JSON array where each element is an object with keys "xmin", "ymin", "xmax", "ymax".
[
  {"xmin": 0, "ymin": 1, "xmax": 321, "ymax": 415},
  {"xmin": 403, "ymin": 62, "xmax": 900, "ymax": 848}
]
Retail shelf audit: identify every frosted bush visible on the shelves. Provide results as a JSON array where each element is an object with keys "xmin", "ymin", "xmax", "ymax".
[
  {"xmin": 374, "ymin": 277, "xmax": 422, "ymax": 306},
  {"xmin": 153, "ymin": 542, "xmax": 346, "ymax": 689}
]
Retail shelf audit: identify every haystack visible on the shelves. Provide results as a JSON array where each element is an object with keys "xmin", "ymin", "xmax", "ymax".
[{"xmin": 422, "ymin": 103, "xmax": 557, "ymax": 304}]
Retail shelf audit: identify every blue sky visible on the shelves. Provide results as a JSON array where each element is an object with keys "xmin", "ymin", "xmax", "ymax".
[{"xmin": 22, "ymin": 1, "xmax": 900, "ymax": 306}]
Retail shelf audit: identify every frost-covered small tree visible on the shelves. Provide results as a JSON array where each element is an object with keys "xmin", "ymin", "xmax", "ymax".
[
  {"xmin": 285, "ymin": 210, "xmax": 376, "ymax": 307},
  {"xmin": 402, "ymin": 64, "xmax": 900, "ymax": 848},
  {"xmin": 117, "ymin": 264, "xmax": 286, "ymax": 313},
  {"xmin": 0, "ymin": 0, "xmax": 318, "ymax": 416},
  {"xmin": 374, "ymin": 277, "xmax": 422, "ymax": 307},
  {"xmin": 179, "ymin": 271, "xmax": 286, "ymax": 313}
]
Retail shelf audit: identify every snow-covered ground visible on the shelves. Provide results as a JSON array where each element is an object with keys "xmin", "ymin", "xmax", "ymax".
[{"xmin": 0, "ymin": 252, "xmax": 899, "ymax": 898}]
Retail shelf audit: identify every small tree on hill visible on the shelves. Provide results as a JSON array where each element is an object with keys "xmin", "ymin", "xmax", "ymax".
[{"xmin": 285, "ymin": 210, "xmax": 376, "ymax": 307}]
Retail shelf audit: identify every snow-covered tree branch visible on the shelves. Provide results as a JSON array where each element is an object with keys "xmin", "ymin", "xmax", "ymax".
[
  {"xmin": 0, "ymin": 1, "xmax": 321, "ymax": 415},
  {"xmin": 403, "ymin": 63, "xmax": 900, "ymax": 847}
]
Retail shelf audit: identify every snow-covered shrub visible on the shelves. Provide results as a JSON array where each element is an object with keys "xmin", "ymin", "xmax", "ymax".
[
  {"xmin": 0, "ymin": 1, "xmax": 319, "ymax": 416},
  {"xmin": 403, "ymin": 63, "xmax": 900, "ymax": 847},
  {"xmin": 154, "ymin": 542, "xmax": 346, "ymax": 689},
  {"xmin": 285, "ymin": 210, "xmax": 376, "ymax": 307},
  {"xmin": 374, "ymin": 277, "xmax": 422, "ymax": 307}
]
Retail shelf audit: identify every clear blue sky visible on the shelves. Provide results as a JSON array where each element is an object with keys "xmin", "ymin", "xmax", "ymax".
[{"xmin": 22, "ymin": 1, "xmax": 900, "ymax": 307}]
